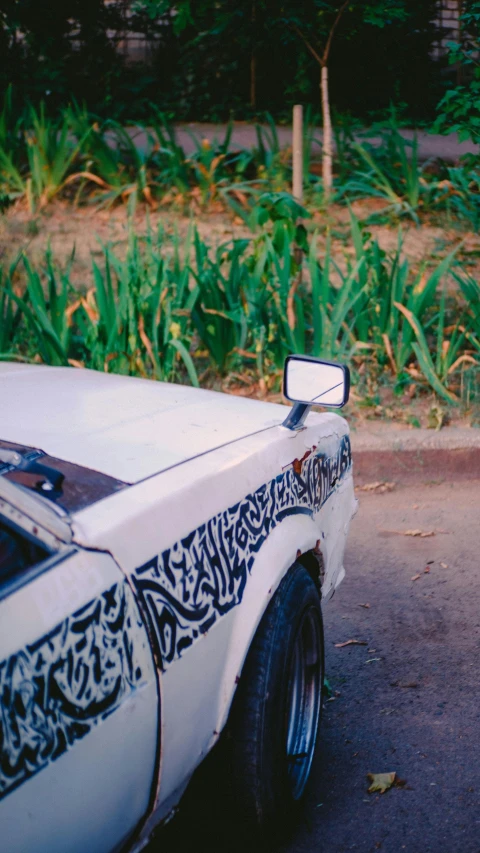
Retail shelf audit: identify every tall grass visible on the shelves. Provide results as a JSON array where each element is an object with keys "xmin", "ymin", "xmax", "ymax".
[
  {"xmin": 337, "ymin": 125, "xmax": 434, "ymax": 222},
  {"xmin": 1, "ymin": 96, "xmax": 480, "ymax": 230},
  {"xmin": 1, "ymin": 213, "xmax": 478, "ymax": 406}
]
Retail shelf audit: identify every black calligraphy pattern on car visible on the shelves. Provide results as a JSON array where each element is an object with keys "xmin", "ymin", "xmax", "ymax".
[
  {"xmin": 0, "ymin": 581, "xmax": 145, "ymax": 801},
  {"xmin": 134, "ymin": 435, "xmax": 351, "ymax": 668}
]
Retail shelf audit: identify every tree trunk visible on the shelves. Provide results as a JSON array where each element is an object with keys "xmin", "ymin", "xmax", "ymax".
[
  {"xmin": 250, "ymin": 53, "xmax": 256, "ymax": 108},
  {"xmin": 250, "ymin": 1, "xmax": 256, "ymax": 109},
  {"xmin": 321, "ymin": 64, "xmax": 333, "ymax": 200}
]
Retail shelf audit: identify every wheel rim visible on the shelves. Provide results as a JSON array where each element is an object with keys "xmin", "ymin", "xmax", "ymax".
[{"xmin": 285, "ymin": 606, "xmax": 322, "ymax": 800}]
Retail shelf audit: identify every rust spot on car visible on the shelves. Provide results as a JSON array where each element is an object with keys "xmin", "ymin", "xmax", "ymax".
[{"xmin": 292, "ymin": 449, "xmax": 312, "ymax": 474}]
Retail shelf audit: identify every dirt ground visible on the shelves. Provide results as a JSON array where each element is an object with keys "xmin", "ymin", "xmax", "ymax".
[
  {"xmin": 153, "ymin": 479, "xmax": 480, "ymax": 853},
  {"xmin": 1, "ymin": 201, "xmax": 478, "ymax": 290}
]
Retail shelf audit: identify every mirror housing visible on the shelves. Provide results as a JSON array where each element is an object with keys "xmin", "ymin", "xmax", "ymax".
[{"xmin": 282, "ymin": 355, "xmax": 350, "ymax": 430}]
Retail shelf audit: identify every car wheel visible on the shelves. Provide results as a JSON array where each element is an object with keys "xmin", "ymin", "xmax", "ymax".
[{"xmin": 229, "ymin": 561, "xmax": 324, "ymax": 835}]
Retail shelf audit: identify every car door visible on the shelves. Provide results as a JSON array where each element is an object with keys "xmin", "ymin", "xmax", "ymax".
[{"xmin": 0, "ymin": 481, "xmax": 158, "ymax": 853}]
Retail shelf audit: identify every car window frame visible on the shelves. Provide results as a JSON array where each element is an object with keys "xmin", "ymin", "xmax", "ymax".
[{"xmin": 0, "ymin": 508, "xmax": 74, "ymax": 603}]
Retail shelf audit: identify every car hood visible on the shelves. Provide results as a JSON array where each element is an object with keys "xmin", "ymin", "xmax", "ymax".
[{"xmin": 1, "ymin": 364, "xmax": 290, "ymax": 482}]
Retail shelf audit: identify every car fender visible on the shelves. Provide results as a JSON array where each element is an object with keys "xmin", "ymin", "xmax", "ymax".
[
  {"xmin": 215, "ymin": 514, "xmax": 320, "ymax": 727},
  {"xmin": 213, "ymin": 473, "xmax": 355, "ymax": 737}
]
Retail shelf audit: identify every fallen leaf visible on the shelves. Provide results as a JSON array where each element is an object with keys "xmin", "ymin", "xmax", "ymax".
[
  {"xmin": 404, "ymin": 529, "xmax": 435, "ymax": 538},
  {"xmin": 334, "ymin": 639, "xmax": 368, "ymax": 648},
  {"xmin": 357, "ymin": 481, "xmax": 395, "ymax": 494},
  {"xmin": 424, "ymin": 567, "xmax": 430, "ymax": 573},
  {"xmin": 367, "ymin": 772, "xmax": 397, "ymax": 794},
  {"xmin": 411, "ymin": 574, "xmax": 421, "ymax": 581},
  {"xmin": 440, "ymin": 562, "xmax": 448, "ymax": 569},
  {"xmin": 358, "ymin": 603, "xmax": 370, "ymax": 608}
]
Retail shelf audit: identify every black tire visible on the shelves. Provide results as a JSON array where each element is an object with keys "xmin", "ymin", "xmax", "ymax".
[{"xmin": 229, "ymin": 562, "xmax": 324, "ymax": 836}]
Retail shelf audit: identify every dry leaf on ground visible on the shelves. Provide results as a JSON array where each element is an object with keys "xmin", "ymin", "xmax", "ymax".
[
  {"xmin": 334, "ymin": 639, "xmax": 368, "ymax": 648},
  {"xmin": 440, "ymin": 562, "xmax": 448, "ymax": 568},
  {"xmin": 411, "ymin": 574, "xmax": 421, "ymax": 581},
  {"xmin": 358, "ymin": 603, "xmax": 370, "ymax": 608},
  {"xmin": 367, "ymin": 772, "xmax": 396, "ymax": 794},
  {"xmin": 357, "ymin": 481, "xmax": 395, "ymax": 494},
  {"xmin": 404, "ymin": 529, "xmax": 435, "ymax": 537}
]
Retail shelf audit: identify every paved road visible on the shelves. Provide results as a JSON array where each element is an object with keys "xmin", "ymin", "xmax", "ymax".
[
  {"xmin": 129, "ymin": 124, "xmax": 479, "ymax": 162},
  {"xmin": 151, "ymin": 480, "xmax": 480, "ymax": 853}
]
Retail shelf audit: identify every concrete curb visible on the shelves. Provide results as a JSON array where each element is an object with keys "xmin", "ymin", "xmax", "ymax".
[{"xmin": 350, "ymin": 426, "xmax": 480, "ymax": 484}]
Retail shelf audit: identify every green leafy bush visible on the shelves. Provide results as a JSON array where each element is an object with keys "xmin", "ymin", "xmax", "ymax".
[{"xmin": 1, "ymin": 214, "xmax": 478, "ymax": 406}]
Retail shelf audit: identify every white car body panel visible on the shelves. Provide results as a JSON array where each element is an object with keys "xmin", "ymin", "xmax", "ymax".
[
  {"xmin": 1, "ymin": 364, "xmax": 286, "ymax": 481},
  {"xmin": 73, "ymin": 410, "xmax": 355, "ymax": 838},
  {"xmin": 0, "ymin": 547, "xmax": 158, "ymax": 853},
  {"xmin": 0, "ymin": 365, "xmax": 356, "ymax": 853}
]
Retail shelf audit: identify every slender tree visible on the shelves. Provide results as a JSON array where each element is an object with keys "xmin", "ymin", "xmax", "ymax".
[{"xmin": 280, "ymin": 1, "xmax": 409, "ymax": 199}]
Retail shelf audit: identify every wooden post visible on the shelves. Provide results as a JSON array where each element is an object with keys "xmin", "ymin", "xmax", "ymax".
[
  {"xmin": 292, "ymin": 104, "xmax": 303, "ymax": 202},
  {"xmin": 291, "ymin": 105, "xmax": 304, "ymax": 313}
]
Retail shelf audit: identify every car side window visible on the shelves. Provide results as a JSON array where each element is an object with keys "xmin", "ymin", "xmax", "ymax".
[{"xmin": 0, "ymin": 518, "xmax": 49, "ymax": 587}]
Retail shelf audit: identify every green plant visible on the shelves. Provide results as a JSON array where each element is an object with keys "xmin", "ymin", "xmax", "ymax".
[
  {"xmin": 8, "ymin": 250, "xmax": 75, "ymax": 365},
  {"xmin": 190, "ymin": 233, "xmax": 247, "ymax": 372},
  {"xmin": 453, "ymin": 271, "xmax": 480, "ymax": 356},
  {"xmin": 0, "ymin": 259, "xmax": 24, "ymax": 359},
  {"xmin": 434, "ymin": 2, "xmax": 480, "ymax": 151},
  {"xmin": 78, "ymin": 224, "xmax": 199, "ymax": 383},
  {"xmin": 393, "ymin": 296, "xmax": 468, "ymax": 404},
  {"xmin": 185, "ymin": 123, "xmax": 233, "ymax": 207},
  {"xmin": 339, "ymin": 126, "xmax": 430, "ymax": 222},
  {"xmin": 0, "ymin": 212, "xmax": 476, "ymax": 410},
  {"xmin": 253, "ymin": 114, "xmax": 290, "ymax": 190},
  {"xmin": 432, "ymin": 166, "xmax": 480, "ymax": 230},
  {"xmin": 308, "ymin": 234, "xmax": 368, "ymax": 362},
  {"xmin": 68, "ymin": 107, "xmax": 158, "ymax": 207}
]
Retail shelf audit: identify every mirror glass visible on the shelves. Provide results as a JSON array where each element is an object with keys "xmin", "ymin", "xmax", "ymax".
[{"xmin": 284, "ymin": 357, "xmax": 347, "ymax": 407}]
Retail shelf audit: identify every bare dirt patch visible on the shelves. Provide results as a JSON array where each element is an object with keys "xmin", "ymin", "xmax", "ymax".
[{"xmin": 2, "ymin": 201, "xmax": 478, "ymax": 291}]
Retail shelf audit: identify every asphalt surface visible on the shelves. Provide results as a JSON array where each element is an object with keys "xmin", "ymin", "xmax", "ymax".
[
  {"xmin": 152, "ymin": 480, "xmax": 480, "ymax": 853},
  {"xmin": 129, "ymin": 124, "xmax": 479, "ymax": 162}
]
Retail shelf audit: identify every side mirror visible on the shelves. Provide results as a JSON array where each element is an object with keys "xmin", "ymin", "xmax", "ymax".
[{"xmin": 282, "ymin": 355, "xmax": 350, "ymax": 430}]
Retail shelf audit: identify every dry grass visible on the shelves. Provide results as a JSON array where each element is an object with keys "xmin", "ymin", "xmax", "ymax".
[{"xmin": 2, "ymin": 198, "xmax": 479, "ymax": 291}]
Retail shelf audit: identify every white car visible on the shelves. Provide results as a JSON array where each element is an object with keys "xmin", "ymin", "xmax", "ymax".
[{"xmin": 0, "ymin": 355, "xmax": 356, "ymax": 853}]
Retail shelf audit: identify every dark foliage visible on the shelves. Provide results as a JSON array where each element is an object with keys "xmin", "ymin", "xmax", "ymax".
[{"xmin": 0, "ymin": 1, "xmax": 451, "ymax": 121}]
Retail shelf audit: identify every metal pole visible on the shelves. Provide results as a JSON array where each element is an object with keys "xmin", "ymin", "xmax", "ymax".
[{"xmin": 292, "ymin": 104, "xmax": 303, "ymax": 202}]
